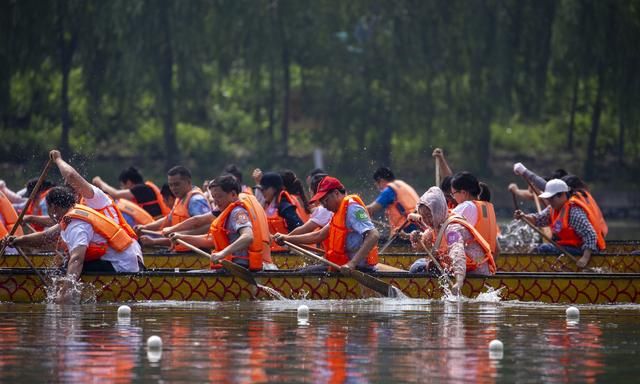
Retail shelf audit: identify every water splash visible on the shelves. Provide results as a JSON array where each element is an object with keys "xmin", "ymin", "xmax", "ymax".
[
  {"xmin": 389, "ymin": 286, "xmax": 408, "ymax": 299},
  {"xmin": 498, "ymin": 220, "xmax": 541, "ymax": 252},
  {"xmin": 45, "ymin": 275, "xmax": 98, "ymax": 304},
  {"xmin": 257, "ymin": 284, "xmax": 287, "ymax": 300},
  {"xmin": 442, "ymin": 285, "xmax": 505, "ymax": 303}
]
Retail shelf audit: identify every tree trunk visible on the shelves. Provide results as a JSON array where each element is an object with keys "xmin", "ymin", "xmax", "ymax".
[
  {"xmin": 158, "ymin": 2, "xmax": 179, "ymax": 168},
  {"xmin": 567, "ymin": 75, "xmax": 579, "ymax": 151},
  {"xmin": 584, "ymin": 65, "xmax": 605, "ymax": 181},
  {"xmin": 56, "ymin": 0, "xmax": 76, "ymax": 156},
  {"xmin": 0, "ymin": 0, "xmax": 12, "ymax": 131},
  {"xmin": 277, "ymin": 7, "xmax": 290, "ymax": 159}
]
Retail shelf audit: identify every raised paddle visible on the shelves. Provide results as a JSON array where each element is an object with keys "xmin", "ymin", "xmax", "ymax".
[
  {"xmin": 0, "ymin": 157, "xmax": 53, "ymax": 257},
  {"xmin": 510, "ymin": 190, "xmax": 519, "ymax": 211},
  {"xmin": 518, "ymin": 217, "xmax": 595, "ymax": 272},
  {"xmin": 174, "ymin": 238, "xmax": 258, "ymax": 287},
  {"xmin": 435, "ymin": 156, "xmax": 441, "ymax": 187},
  {"xmin": 284, "ymin": 240, "xmax": 399, "ymax": 298}
]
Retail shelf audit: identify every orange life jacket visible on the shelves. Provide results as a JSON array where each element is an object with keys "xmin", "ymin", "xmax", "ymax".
[
  {"xmin": 326, "ymin": 195, "xmax": 379, "ymax": 267},
  {"xmin": 116, "ymin": 199, "xmax": 153, "ymax": 225},
  {"xmin": 60, "ymin": 204, "xmax": 134, "ymax": 262},
  {"xmin": 434, "ymin": 214, "xmax": 496, "ymax": 274},
  {"xmin": 574, "ymin": 190, "xmax": 608, "ymax": 238},
  {"xmin": 293, "ymin": 194, "xmax": 310, "ymax": 222},
  {"xmin": 165, "ymin": 187, "xmax": 206, "ymax": 252},
  {"xmin": 267, "ymin": 190, "xmax": 305, "ymax": 252},
  {"xmin": 80, "ymin": 195, "xmax": 138, "ymax": 241},
  {"xmin": 208, "ymin": 193, "xmax": 272, "ymax": 270},
  {"xmin": 551, "ymin": 196, "xmax": 606, "ymax": 251},
  {"xmin": 0, "ymin": 192, "xmax": 23, "ymax": 237},
  {"xmin": 25, "ymin": 188, "xmax": 51, "ymax": 231},
  {"xmin": 141, "ymin": 181, "xmax": 171, "ymax": 217},
  {"xmin": 471, "ymin": 200, "xmax": 498, "ymax": 254},
  {"xmin": 385, "ymin": 180, "xmax": 419, "ymax": 233}
]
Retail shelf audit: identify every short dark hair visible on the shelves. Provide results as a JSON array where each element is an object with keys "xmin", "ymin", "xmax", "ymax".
[
  {"xmin": 167, "ymin": 166, "xmax": 191, "ymax": 179},
  {"xmin": 440, "ymin": 175, "xmax": 453, "ymax": 193},
  {"xmin": 26, "ymin": 178, "xmax": 55, "ymax": 197},
  {"xmin": 209, "ymin": 174, "xmax": 241, "ymax": 194},
  {"xmin": 451, "ymin": 171, "xmax": 481, "ymax": 197},
  {"xmin": 45, "ymin": 186, "xmax": 76, "ymax": 209},
  {"xmin": 373, "ymin": 167, "xmax": 395, "ymax": 182},
  {"xmin": 562, "ymin": 174, "xmax": 589, "ymax": 191},
  {"xmin": 118, "ymin": 166, "xmax": 144, "ymax": 184},
  {"xmin": 160, "ymin": 183, "xmax": 175, "ymax": 198},
  {"xmin": 223, "ymin": 164, "xmax": 243, "ymax": 184}
]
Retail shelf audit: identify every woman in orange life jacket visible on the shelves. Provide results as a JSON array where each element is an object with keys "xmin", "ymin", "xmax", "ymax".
[
  {"xmin": 273, "ymin": 176, "xmax": 380, "ymax": 273},
  {"xmin": 365, "ymin": 166, "xmax": 420, "ymax": 236},
  {"xmin": 168, "ymin": 174, "xmax": 267, "ymax": 270},
  {"xmin": 515, "ymin": 179, "xmax": 605, "ymax": 268},
  {"xmin": 448, "ymin": 172, "xmax": 500, "ymax": 255},
  {"xmin": 281, "ymin": 169, "xmax": 312, "ymax": 222},
  {"xmin": 288, "ymin": 172, "xmax": 334, "ymax": 236},
  {"xmin": 92, "ymin": 166, "xmax": 168, "ymax": 219},
  {"xmin": 259, "ymin": 172, "xmax": 304, "ymax": 246},
  {"xmin": 3, "ymin": 186, "xmax": 141, "ymax": 303},
  {"xmin": 407, "ymin": 187, "xmax": 496, "ymax": 295},
  {"xmin": 135, "ymin": 166, "xmax": 211, "ymax": 249}
]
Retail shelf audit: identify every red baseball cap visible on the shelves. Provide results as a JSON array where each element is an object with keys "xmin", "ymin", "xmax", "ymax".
[{"xmin": 309, "ymin": 176, "xmax": 345, "ymax": 203}]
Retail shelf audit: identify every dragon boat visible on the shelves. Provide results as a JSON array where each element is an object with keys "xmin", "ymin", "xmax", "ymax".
[
  {"xmin": 4, "ymin": 251, "xmax": 640, "ymax": 273},
  {"xmin": 0, "ymin": 268, "xmax": 638, "ymax": 304}
]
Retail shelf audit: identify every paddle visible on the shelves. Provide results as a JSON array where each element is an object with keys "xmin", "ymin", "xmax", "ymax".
[
  {"xmin": 419, "ymin": 238, "xmax": 454, "ymax": 289},
  {"xmin": 294, "ymin": 243, "xmax": 407, "ymax": 272},
  {"xmin": 510, "ymin": 190, "xmax": 519, "ymax": 211},
  {"xmin": 284, "ymin": 240, "xmax": 399, "ymax": 298},
  {"xmin": 0, "ymin": 157, "xmax": 53, "ymax": 257},
  {"xmin": 435, "ymin": 155, "xmax": 441, "ymax": 187},
  {"xmin": 140, "ymin": 229, "xmax": 163, "ymax": 237},
  {"xmin": 15, "ymin": 246, "xmax": 50, "ymax": 287},
  {"xmin": 173, "ymin": 238, "xmax": 258, "ymax": 287},
  {"xmin": 379, "ymin": 219, "xmax": 409, "ymax": 254},
  {"xmin": 518, "ymin": 217, "xmax": 595, "ymax": 272}
]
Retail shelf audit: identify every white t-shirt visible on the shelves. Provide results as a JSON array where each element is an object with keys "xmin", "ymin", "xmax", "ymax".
[
  {"xmin": 310, "ymin": 206, "xmax": 333, "ymax": 226},
  {"xmin": 61, "ymin": 219, "xmax": 141, "ymax": 272},
  {"xmin": 83, "ymin": 185, "xmax": 121, "ymax": 224},
  {"xmin": 452, "ymin": 200, "xmax": 478, "ymax": 226}
]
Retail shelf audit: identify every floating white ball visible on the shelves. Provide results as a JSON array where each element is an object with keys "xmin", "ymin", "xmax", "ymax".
[
  {"xmin": 117, "ymin": 305, "xmax": 131, "ymax": 318},
  {"xmin": 566, "ymin": 306, "xmax": 580, "ymax": 319},
  {"xmin": 147, "ymin": 335, "xmax": 163, "ymax": 350},
  {"xmin": 297, "ymin": 305, "xmax": 309, "ymax": 320},
  {"xmin": 489, "ymin": 339, "xmax": 503, "ymax": 351}
]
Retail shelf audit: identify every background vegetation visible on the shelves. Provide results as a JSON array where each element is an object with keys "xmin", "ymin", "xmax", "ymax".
[{"xmin": 1, "ymin": 0, "xmax": 639, "ymax": 206}]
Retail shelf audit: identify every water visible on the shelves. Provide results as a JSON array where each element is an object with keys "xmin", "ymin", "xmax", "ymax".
[{"xmin": 1, "ymin": 300, "xmax": 639, "ymax": 382}]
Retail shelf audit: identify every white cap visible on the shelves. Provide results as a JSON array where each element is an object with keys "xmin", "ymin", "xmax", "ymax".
[{"xmin": 539, "ymin": 179, "xmax": 569, "ymax": 199}]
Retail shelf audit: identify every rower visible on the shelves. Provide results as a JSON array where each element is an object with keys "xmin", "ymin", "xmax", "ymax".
[
  {"xmin": 21, "ymin": 178, "xmax": 56, "ymax": 231},
  {"xmin": 515, "ymin": 179, "xmax": 606, "ymax": 267},
  {"xmin": 259, "ymin": 172, "xmax": 304, "ymax": 251},
  {"xmin": 365, "ymin": 167, "xmax": 419, "ymax": 236},
  {"xmin": 135, "ymin": 166, "xmax": 211, "ymax": 251},
  {"xmin": 169, "ymin": 174, "xmax": 271, "ymax": 270},
  {"xmin": 408, "ymin": 187, "xmax": 496, "ymax": 295},
  {"xmin": 0, "ymin": 191, "xmax": 23, "ymax": 238},
  {"xmin": 274, "ymin": 176, "xmax": 380, "ymax": 273},
  {"xmin": 511, "ymin": 163, "xmax": 568, "ymax": 202},
  {"xmin": 2, "ymin": 186, "xmax": 141, "ymax": 303},
  {"xmin": 223, "ymin": 164, "xmax": 254, "ymax": 195},
  {"xmin": 288, "ymin": 173, "xmax": 333, "ymax": 236},
  {"xmin": 281, "ymin": 170, "xmax": 311, "ymax": 222},
  {"xmin": 450, "ymin": 172, "xmax": 499, "ymax": 255},
  {"xmin": 93, "ymin": 167, "xmax": 169, "ymax": 219}
]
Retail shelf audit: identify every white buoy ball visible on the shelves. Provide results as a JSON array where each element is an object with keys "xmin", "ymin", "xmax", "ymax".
[
  {"xmin": 566, "ymin": 306, "xmax": 580, "ymax": 319},
  {"xmin": 147, "ymin": 335, "xmax": 163, "ymax": 350},
  {"xmin": 489, "ymin": 339, "xmax": 503, "ymax": 351},
  {"xmin": 297, "ymin": 305, "xmax": 309, "ymax": 320},
  {"xmin": 117, "ymin": 305, "xmax": 131, "ymax": 318}
]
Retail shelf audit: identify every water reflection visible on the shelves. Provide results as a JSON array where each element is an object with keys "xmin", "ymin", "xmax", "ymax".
[{"xmin": 0, "ymin": 301, "xmax": 637, "ymax": 382}]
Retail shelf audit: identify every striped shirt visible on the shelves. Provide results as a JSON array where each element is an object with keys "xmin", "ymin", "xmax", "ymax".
[{"xmin": 533, "ymin": 205, "xmax": 598, "ymax": 252}]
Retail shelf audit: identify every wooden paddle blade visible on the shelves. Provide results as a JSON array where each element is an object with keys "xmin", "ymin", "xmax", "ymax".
[
  {"xmin": 351, "ymin": 269, "xmax": 397, "ymax": 298},
  {"xmin": 220, "ymin": 259, "xmax": 258, "ymax": 287}
]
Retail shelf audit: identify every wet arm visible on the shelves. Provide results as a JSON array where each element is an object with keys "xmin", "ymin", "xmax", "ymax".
[
  {"xmin": 349, "ymin": 228, "xmax": 380, "ymax": 267},
  {"xmin": 219, "ymin": 227, "xmax": 253, "ymax": 257},
  {"xmin": 54, "ymin": 155, "xmax": 94, "ymax": 199},
  {"xmin": 93, "ymin": 177, "xmax": 134, "ymax": 200}
]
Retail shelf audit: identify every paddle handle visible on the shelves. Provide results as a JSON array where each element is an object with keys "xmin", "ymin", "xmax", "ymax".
[
  {"xmin": 435, "ymin": 157, "xmax": 441, "ymax": 187},
  {"xmin": 284, "ymin": 241, "xmax": 341, "ymax": 269},
  {"xmin": 175, "ymin": 238, "xmax": 211, "ymax": 259},
  {"xmin": 511, "ymin": 190, "xmax": 519, "ymax": 211},
  {"xmin": 140, "ymin": 229, "xmax": 163, "ymax": 237},
  {"xmin": 16, "ymin": 246, "xmax": 50, "ymax": 287},
  {"xmin": 0, "ymin": 158, "xmax": 53, "ymax": 257},
  {"xmin": 518, "ymin": 217, "xmax": 581, "ymax": 264},
  {"xmin": 419, "ymin": 238, "xmax": 453, "ymax": 287}
]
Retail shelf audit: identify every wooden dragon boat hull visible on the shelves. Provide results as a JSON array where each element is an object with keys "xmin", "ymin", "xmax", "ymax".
[
  {"xmin": 4, "ymin": 251, "xmax": 640, "ymax": 273},
  {"xmin": 0, "ymin": 269, "xmax": 638, "ymax": 304}
]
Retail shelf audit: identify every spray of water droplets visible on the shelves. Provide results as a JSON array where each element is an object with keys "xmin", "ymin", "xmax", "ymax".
[{"xmin": 498, "ymin": 220, "xmax": 541, "ymax": 252}]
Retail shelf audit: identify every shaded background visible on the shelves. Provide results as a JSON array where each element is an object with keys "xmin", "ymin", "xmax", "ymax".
[{"xmin": 1, "ymin": 0, "xmax": 639, "ymax": 224}]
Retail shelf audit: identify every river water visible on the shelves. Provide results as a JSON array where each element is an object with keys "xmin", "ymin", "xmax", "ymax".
[{"xmin": 1, "ymin": 299, "xmax": 639, "ymax": 383}]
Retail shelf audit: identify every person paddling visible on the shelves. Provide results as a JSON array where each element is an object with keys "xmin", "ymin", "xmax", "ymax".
[
  {"xmin": 169, "ymin": 175, "xmax": 272, "ymax": 271},
  {"xmin": 2, "ymin": 186, "xmax": 142, "ymax": 303},
  {"xmin": 365, "ymin": 167, "xmax": 419, "ymax": 236},
  {"xmin": 407, "ymin": 187, "xmax": 496, "ymax": 295},
  {"xmin": 93, "ymin": 167, "xmax": 169, "ymax": 219},
  {"xmin": 135, "ymin": 166, "xmax": 211, "ymax": 251},
  {"xmin": 515, "ymin": 179, "xmax": 605, "ymax": 267},
  {"xmin": 274, "ymin": 176, "xmax": 380, "ymax": 273},
  {"xmin": 259, "ymin": 172, "xmax": 304, "ymax": 251}
]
